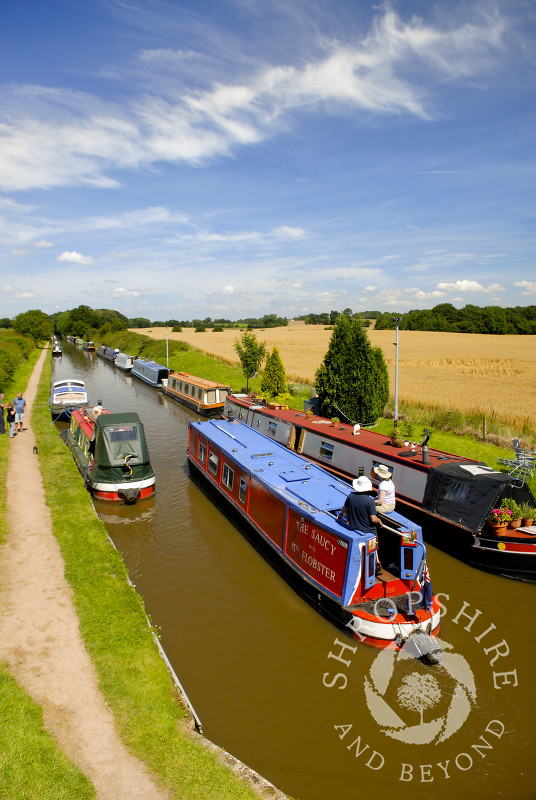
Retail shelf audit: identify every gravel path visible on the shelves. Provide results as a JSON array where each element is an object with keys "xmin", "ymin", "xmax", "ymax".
[{"xmin": 0, "ymin": 347, "xmax": 170, "ymax": 800}]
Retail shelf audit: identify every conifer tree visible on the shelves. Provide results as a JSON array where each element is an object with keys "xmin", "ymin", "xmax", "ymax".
[
  {"xmin": 261, "ymin": 346, "xmax": 286, "ymax": 398},
  {"xmin": 314, "ymin": 313, "xmax": 389, "ymax": 423}
]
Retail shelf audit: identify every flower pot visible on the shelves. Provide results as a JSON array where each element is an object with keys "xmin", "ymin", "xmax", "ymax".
[
  {"xmin": 489, "ymin": 522, "xmax": 509, "ymax": 535},
  {"xmin": 508, "ymin": 518, "xmax": 522, "ymax": 529},
  {"xmin": 522, "ymin": 518, "xmax": 534, "ymax": 527}
]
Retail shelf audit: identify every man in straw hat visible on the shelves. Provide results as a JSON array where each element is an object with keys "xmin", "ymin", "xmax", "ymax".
[
  {"xmin": 372, "ymin": 464, "xmax": 396, "ymax": 513},
  {"xmin": 337, "ymin": 476, "xmax": 384, "ymax": 574}
]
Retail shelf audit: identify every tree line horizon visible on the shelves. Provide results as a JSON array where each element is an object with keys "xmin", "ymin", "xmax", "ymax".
[{"xmin": 5, "ymin": 301, "xmax": 536, "ymax": 345}]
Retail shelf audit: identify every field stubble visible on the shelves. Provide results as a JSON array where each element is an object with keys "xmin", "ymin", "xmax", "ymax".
[{"xmin": 132, "ymin": 326, "xmax": 536, "ymax": 433}]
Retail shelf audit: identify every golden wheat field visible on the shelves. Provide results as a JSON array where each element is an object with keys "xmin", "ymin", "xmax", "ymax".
[{"xmin": 133, "ymin": 325, "xmax": 536, "ymax": 430}]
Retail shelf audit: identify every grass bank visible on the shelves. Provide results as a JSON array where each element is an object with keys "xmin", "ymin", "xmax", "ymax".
[
  {"xmin": 0, "ymin": 344, "xmax": 95, "ymax": 799},
  {"xmin": 32, "ymin": 353, "xmax": 265, "ymax": 799}
]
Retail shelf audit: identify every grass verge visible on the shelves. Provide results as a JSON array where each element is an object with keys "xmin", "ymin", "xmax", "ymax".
[
  {"xmin": 32, "ymin": 353, "xmax": 262, "ymax": 799},
  {"xmin": 0, "ymin": 345, "xmax": 95, "ymax": 799}
]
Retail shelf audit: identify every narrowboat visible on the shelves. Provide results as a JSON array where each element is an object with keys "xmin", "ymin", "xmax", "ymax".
[
  {"xmin": 223, "ymin": 395, "xmax": 536, "ymax": 581},
  {"xmin": 162, "ymin": 372, "xmax": 231, "ymax": 416},
  {"xmin": 50, "ymin": 379, "xmax": 89, "ymax": 421},
  {"xmin": 188, "ymin": 418, "xmax": 441, "ymax": 655},
  {"xmin": 52, "ymin": 341, "xmax": 62, "ymax": 356},
  {"xmin": 131, "ymin": 358, "xmax": 170, "ymax": 388},
  {"xmin": 82, "ymin": 340, "xmax": 96, "ymax": 351},
  {"xmin": 96, "ymin": 345, "xmax": 119, "ymax": 363},
  {"xmin": 63, "ymin": 408, "xmax": 155, "ymax": 503},
  {"xmin": 114, "ymin": 352, "xmax": 135, "ymax": 372}
]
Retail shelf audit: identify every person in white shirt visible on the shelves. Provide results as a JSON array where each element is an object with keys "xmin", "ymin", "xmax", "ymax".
[{"xmin": 372, "ymin": 464, "xmax": 395, "ymax": 513}]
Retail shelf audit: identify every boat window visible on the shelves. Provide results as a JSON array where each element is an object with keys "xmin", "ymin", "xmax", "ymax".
[
  {"xmin": 319, "ymin": 441, "xmax": 334, "ymax": 461},
  {"xmin": 444, "ymin": 480, "xmax": 470, "ymax": 503},
  {"xmin": 178, "ymin": 382, "xmax": 183, "ymax": 392},
  {"xmin": 101, "ymin": 424, "xmax": 144, "ymax": 466},
  {"xmin": 239, "ymin": 478, "xmax": 247, "ymax": 503},
  {"xmin": 222, "ymin": 463, "xmax": 234, "ymax": 490},
  {"xmin": 206, "ymin": 390, "xmax": 217, "ymax": 404},
  {"xmin": 198, "ymin": 441, "xmax": 206, "ymax": 464},
  {"xmin": 208, "ymin": 452, "xmax": 218, "ymax": 475},
  {"xmin": 198, "ymin": 388, "xmax": 203, "ymax": 401},
  {"xmin": 267, "ymin": 421, "xmax": 277, "ymax": 437},
  {"xmin": 172, "ymin": 379, "xmax": 176, "ymax": 388}
]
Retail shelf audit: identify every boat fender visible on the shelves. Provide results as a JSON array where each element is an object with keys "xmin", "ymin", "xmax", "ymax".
[{"xmin": 405, "ymin": 631, "xmax": 443, "ymax": 666}]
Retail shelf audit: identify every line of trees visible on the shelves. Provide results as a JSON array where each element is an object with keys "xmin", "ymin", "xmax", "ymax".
[
  {"xmin": 375, "ymin": 304, "xmax": 536, "ymax": 335},
  {"xmin": 296, "ymin": 309, "xmax": 378, "ymax": 326}
]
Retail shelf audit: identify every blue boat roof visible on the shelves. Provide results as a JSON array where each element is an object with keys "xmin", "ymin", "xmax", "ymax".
[
  {"xmin": 190, "ymin": 419, "xmax": 420, "ymax": 538},
  {"xmin": 133, "ymin": 359, "xmax": 169, "ymax": 370}
]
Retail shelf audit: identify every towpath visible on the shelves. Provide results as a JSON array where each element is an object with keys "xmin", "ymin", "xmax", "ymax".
[{"xmin": 0, "ymin": 347, "xmax": 170, "ymax": 799}]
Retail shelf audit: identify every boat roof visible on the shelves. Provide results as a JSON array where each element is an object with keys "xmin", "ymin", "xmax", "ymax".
[
  {"xmin": 169, "ymin": 371, "xmax": 231, "ymax": 390},
  {"xmin": 52, "ymin": 378, "xmax": 85, "ymax": 389},
  {"xmin": 95, "ymin": 411, "xmax": 144, "ymax": 429},
  {"xmin": 191, "ymin": 418, "xmax": 418, "ymax": 536},
  {"xmin": 226, "ymin": 395, "xmax": 485, "ymax": 476},
  {"xmin": 133, "ymin": 359, "xmax": 169, "ymax": 370}
]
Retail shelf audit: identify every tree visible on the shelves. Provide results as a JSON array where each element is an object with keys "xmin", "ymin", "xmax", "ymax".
[
  {"xmin": 314, "ymin": 314, "xmax": 389, "ymax": 423},
  {"xmin": 397, "ymin": 672, "xmax": 441, "ymax": 725},
  {"xmin": 13, "ymin": 309, "xmax": 53, "ymax": 343},
  {"xmin": 234, "ymin": 330, "xmax": 267, "ymax": 391},
  {"xmin": 261, "ymin": 347, "xmax": 286, "ymax": 398}
]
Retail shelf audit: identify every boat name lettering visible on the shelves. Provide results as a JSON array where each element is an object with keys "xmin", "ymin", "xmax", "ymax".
[
  {"xmin": 301, "ymin": 551, "xmax": 336, "ymax": 582},
  {"xmin": 295, "ymin": 521, "xmax": 338, "ymax": 556}
]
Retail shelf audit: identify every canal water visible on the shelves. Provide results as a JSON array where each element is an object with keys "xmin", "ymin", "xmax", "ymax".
[{"xmin": 53, "ymin": 343, "xmax": 535, "ymax": 800}]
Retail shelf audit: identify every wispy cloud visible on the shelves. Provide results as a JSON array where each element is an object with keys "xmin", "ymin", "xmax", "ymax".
[{"xmin": 0, "ymin": 7, "xmax": 511, "ymax": 191}]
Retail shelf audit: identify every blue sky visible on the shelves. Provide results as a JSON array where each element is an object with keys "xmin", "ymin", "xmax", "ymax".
[{"xmin": 1, "ymin": 0, "xmax": 535, "ymax": 321}]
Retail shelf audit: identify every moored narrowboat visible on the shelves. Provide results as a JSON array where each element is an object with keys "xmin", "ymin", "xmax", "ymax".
[
  {"xmin": 63, "ymin": 408, "xmax": 155, "ymax": 503},
  {"xmin": 97, "ymin": 345, "xmax": 119, "ymax": 363},
  {"xmin": 52, "ymin": 341, "xmax": 62, "ymax": 356},
  {"xmin": 188, "ymin": 418, "xmax": 441, "ymax": 656},
  {"xmin": 82, "ymin": 340, "xmax": 95, "ymax": 351},
  {"xmin": 50, "ymin": 379, "xmax": 89, "ymax": 421},
  {"xmin": 162, "ymin": 372, "xmax": 231, "ymax": 416},
  {"xmin": 223, "ymin": 395, "xmax": 536, "ymax": 581},
  {"xmin": 132, "ymin": 358, "xmax": 169, "ymax": 388},
  {"xmin": 114, "ymin": 352, "xmax": 135, "ymax": 372}
]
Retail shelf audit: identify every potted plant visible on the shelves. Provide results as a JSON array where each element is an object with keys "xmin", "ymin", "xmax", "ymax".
[
  {"xmin": 521, "ymin": 502, "xmax": 535, "ymax": 527},
  {"xmin": 502, "ymin": 498, "xmax": 523, "ymax": 529},
  {"xmin": 388, "ymin": 428, "xmax": 404, "ymax": 447},
  {"xmin": 331, "ymin": 417, "xmax": 340, "ymax": 427},
  {"xmin": 487, "ymin": 505, "xmax": 512, "ymax": 534}
]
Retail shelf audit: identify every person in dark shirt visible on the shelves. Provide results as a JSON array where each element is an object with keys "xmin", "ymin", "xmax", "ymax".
[{"xmin": 337, "ymin": 476, "xmax": 384, "ymax": 574}]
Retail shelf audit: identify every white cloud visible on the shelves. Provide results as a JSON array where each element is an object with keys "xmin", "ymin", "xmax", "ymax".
[
  {"xmin": 222, "ymin": 285, "xmax": 234, "ymax": 294},
  {"xmin": 3, "ymin": 285, "xmax": 15, "ymax": 292},
  {"xmin": 35, "ymin": 239, "xmax": 53, "ymax": 248},
  {"xmin": 57, "ymin": 251, "xmax": 95, "ymax": 265},
  {"xmin": 515, "ymin": 280, "xmax": 536, "ymax": 295},
  {"xmin": 272, "ymin": 226, "xmax": 306, "ymax": 239},
  {"xmin": 0, "ymin": 8, "xmax": 510, "ymax": 191},
  {"xmin": 12, "ymin": 248, "xmax": 28, "ymax": 256},
  {"xmin": 436, "ymin": 279, "xmax": 484, "ymax": 292},
  {"xmin": 14, "ymin": 291, "xmax": 38, "ymax": 299},
  {"xmin": 87, "ymin": 286, "xmax": 141, "ymax": 299}
]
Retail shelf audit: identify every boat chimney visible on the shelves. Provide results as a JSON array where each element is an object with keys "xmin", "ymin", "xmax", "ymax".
[{"xmin": 421, "ymin": 427, "xmax": 430, "ymax": 464}]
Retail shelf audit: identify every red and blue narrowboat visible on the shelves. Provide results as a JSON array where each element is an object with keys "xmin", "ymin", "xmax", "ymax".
[{"xmin": 188, "ymin": 418, "xmax": 441, "ymax": 657}]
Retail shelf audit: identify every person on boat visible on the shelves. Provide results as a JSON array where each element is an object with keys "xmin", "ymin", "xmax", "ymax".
[
  {"xmin": 372, "ymin": 464, "xmax": 396, "ymax": 513},
  {"xmin": 92, "ymin": 400, "xmax": 104, "ymax": 417},
  {"xmin": 13, "ymin": 392, "xmax": 26, "ymax": 433},
  {"xmin": 337, "ymin": 476, "xmax": 384, "ymax": 574}
]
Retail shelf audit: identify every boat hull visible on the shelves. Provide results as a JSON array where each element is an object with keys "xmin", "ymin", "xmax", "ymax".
[{"xmin": 162, "ymin": 385, "xmax": 224, "ymax": 416}]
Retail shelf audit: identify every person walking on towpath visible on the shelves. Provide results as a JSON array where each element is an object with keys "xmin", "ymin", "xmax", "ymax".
[
  {"xmin": 337, "ymin": 475, "xmax": 384, "ymax": 575},
  {"xmin": 13, "ymin": 392, "xmax": 26, "ymax": 433},
  {"xmin": 0, "ymin": 393, "xmax": 5, "ymax": 434},
  {"xmin": 6, "ymin": 402, "xmax": 16, "ymax": 437}
]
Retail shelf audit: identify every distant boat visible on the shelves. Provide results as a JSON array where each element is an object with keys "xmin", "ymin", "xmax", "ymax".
[
  {"xmin": 162, "ymin": 372, "xmax": 231, "ymax": 416},
  {"xmin": 131, "ymin": 359, "xmax": 169, "ymax": 388},
  {"xmin": 52, "ymin": 342, "xmax": 62, "ymax": 356},
  {"xmin": 82, "ymin": 341, "xmax": 95, "ymax": 351},
  {"xmin": 114, "ymin": 352, "xmax": 135, "ymax": 372},
  {"xmin": 188, "ymin": 418, "xmax": 441, "ymax": 657},
  {"xmin": 50, "ymin": 379, "xmax": 89, "ymax": 421},
  {"xmin": 63, "ymin": 408, "xmax": 155, "ymax": 503},
  {"xmin": 96, "ymin": 345, "xmax": 119, "ymax": 363}
]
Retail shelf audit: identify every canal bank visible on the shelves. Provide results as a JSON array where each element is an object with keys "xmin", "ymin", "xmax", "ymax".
[{"xmin": 0, "ymin": 346, "xmax": 287, "ymax": 800}]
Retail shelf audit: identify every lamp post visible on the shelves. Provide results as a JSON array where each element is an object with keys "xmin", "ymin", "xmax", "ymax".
[
  {"xmin": 392, "ymin": 317, "xmax": 400, "ymax": 427},
  {"xmin": 166, "ymin": 326, "xmax": 169, "ymax": 368}
]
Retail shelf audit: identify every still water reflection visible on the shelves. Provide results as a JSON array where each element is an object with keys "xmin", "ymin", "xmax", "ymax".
[{"xmin": 53, "ymin": 344, "xmax": 535, "ymax": 800}]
